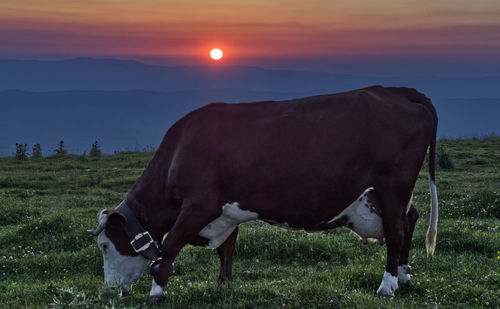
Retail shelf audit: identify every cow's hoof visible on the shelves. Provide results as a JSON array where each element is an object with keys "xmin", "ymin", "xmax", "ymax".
[
  {"xmin": 376, "ymin": 271, "xmax": 398, "ymax": 298},
  {"xmin": 397, "ymin": 265, "xmax": 413, "ymax": 284},
  {"xmin": 121, "ymin": 283, "xmax": 132, "ymax": 296},
  {"xmin": 149, "ymin": 294, "xmax": 166, "ymax": 303},
  {"xmin": 218, "ymin": 275, "xmax": 233, "ymax": 284}
]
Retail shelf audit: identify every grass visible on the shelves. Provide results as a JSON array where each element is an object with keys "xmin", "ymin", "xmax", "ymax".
[{"xmin": 0, "ymin": 138, "xmax": 499, "ymax": 308}]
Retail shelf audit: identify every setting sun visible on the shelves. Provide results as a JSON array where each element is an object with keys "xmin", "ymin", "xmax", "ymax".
[{"xmin": 210, "ymin": 48, "xmax": 223, "ymax": 60}]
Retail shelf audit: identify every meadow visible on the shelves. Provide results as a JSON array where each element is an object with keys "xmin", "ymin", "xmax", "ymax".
[{"xmin": 0, "ymin": 138, "xmax": 498, "ymax": 308}]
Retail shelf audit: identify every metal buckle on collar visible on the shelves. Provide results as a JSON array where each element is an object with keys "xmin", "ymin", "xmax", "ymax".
[{"xmin": 130, "ymin": 231, "xmax": 154, "ymax": 253}]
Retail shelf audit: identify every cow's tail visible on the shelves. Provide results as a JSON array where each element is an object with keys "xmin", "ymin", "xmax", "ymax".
[{"xmin": 425, "ymin": 109, "xmax": 439, "ymax": 256}]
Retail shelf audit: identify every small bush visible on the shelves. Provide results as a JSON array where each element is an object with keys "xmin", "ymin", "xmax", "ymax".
[
  {"xmin": 89, "ymin": 174, "xmax": 103, "ymax": 187},
  {"xmin": 55, "ymin": 140, "xmax": 68, "ymax": 156},
  {"xmin": 469, "ymin": 157, "xmax": 487, "ymax": 165},
  {"xmin": 15, "ymin": 143, "xmax": 28, "ymax": 160},
  {"xmin": 90, "ymin": 141, "xmax": 102, "ymax": 157},
  {"xmin": 437, "ymin": 144, "xmax": 454, "ymax": 169},
  {"xmin": 50, "ymin": 287, "xmax": 96, "ymax": 309},
  {"xmin": 32, "ymin": 143, "xmax": 42, "ymax": 159},
  {"xmin": 49, "ymin": 286, "xmax": 139, "ymax": 309}
]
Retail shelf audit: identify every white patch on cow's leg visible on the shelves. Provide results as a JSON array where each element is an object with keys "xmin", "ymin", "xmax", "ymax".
[
  {"xmin": 199, "ymin": 202, "xmax": 258, "ymax": 249},
  {"xmin": 376, "ymin": 271, "xmax": 398, "ymax": 298},
  {"xmin": 397, "ymin": 264, "xmax": 412, "ymax": 284},
  {"xmin": 327, "ymin": 187, "xmax": 384, "ymax": 242},
  {"xmin": 149, "ymin": 279, "xmax": 166, "ymax": 303}
]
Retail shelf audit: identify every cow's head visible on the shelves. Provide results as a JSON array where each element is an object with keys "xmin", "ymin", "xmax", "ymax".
[{"xmin": 88, "ymin": 210, "xmax": 149, "ymax": 294}]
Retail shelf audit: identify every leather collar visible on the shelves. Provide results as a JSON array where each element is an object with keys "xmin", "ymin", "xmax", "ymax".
[{"xmin": 116, "ymin": 201, "xmax": 161, "ymax": 261}]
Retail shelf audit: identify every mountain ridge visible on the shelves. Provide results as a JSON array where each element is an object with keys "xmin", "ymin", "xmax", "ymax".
[{"xmin": 1, "ymin": 58, "xmax": 499, "ymax": 98}]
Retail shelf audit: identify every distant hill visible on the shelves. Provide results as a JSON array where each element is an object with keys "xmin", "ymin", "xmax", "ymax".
[
  {"xmin": 0, "ymin": 89, "xmax": 499, "ymax": 156},
  {"xmin": 1, "ymin": 58, "xmax": 500, "ymax": 99}
]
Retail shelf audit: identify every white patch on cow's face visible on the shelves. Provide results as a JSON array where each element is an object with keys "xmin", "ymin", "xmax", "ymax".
[
  {"xmin": 97, "ymin": 232, "xmax": 149, "ymax": 292},
  {"xmin": 149, "ymin": 279, "xmax": 166, "ymax": 298},
  {"xmin": 327, "ymin": 187, "xmax": 384, "ymax": 242},
  {"xmin": 199, "ymin": 202, "xmax": 259, "ymax": 249},
  {"xmin": 397, "ymin": 264, "xmax": 412, "ymax": 284},
  {"xmin": 376, "ymin": 271, "xmax": 398, "ymax": 297}
]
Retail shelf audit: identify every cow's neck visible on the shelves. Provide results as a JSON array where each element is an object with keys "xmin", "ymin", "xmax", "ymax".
[{"xmin": 125, "ymin": 172, "xmax": 180, "ymax": 242}]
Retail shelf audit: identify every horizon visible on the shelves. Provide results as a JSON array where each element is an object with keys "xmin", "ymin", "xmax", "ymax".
[{"xmin": 1, "ymin": 56, "xmax": 500, "ymax": 78}]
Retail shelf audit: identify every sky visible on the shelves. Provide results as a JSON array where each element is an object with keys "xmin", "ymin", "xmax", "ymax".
[{"xmin": 1, "ymin": 0, "xmax": 500, "ymax": 75}]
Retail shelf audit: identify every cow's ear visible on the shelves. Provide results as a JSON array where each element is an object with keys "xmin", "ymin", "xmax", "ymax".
[{"xmin": 106, "ymin": 211, "xmax": 127, "ymax": 230}]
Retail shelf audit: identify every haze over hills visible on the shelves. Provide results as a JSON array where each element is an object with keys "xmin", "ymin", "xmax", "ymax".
[
  {"xmin": 0, "ymin": 58, "xmax": 498, "ymax": 156},
  {"xmin": 2, "ymin": 58, "xmax": 500, "ymax": 98},
  {"xmin": 0, "ymin": 89, "xmax": 304, "ymax": 155}
]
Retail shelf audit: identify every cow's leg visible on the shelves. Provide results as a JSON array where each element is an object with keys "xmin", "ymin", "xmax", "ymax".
[
  {"xmin": 398, "ymin": 204, "xmax": 419, "ymax": 284},
  {"xmin": 216, "ymin": 226, "xmax": 238, "ymax": 283},
  {"xmin": 149, "ymin": 200, "xmax": 221, "ymax": 303},
  {"xmin": 377, "ymin": 195, "xmax": 406, "ymax": 298}
]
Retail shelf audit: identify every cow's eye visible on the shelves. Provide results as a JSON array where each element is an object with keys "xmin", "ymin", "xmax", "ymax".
[{"xmin": 101, "ymin": 243, "xmax": 109, "ymax": 252}]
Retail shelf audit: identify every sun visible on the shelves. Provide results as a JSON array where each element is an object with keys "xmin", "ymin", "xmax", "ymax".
[{"xmin": 210, "ymin": 48, "xmax": 223, "ymax": 61}]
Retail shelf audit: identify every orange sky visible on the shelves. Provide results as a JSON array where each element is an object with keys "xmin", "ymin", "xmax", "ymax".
[{"xmin": 1, "ymin": 0, "xmax": 499, "ymax": 69}]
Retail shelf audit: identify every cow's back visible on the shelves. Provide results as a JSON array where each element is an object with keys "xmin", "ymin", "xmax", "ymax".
[{"xmin": 165, "ymin": 86, "xmax": 435, "ymax": 228}]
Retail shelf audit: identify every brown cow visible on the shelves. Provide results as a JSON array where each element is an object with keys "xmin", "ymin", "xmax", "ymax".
[{"xmin": 88, "ymin": 85, "xmax": 438, "ymax": 302}]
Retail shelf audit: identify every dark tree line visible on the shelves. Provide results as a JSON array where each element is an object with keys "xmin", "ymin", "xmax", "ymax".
[{"xmin": 13, "ymin": 140, "xmax": 102, "ymax": 160}]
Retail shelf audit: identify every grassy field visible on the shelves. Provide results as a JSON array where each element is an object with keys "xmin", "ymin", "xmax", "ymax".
[{"xmin": 0, "ymin": 138, "xmax": 499, "ymax": 308}]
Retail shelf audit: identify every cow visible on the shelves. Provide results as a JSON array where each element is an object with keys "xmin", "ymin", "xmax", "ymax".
[{"xmin": 88, "ymin": 85, "xmax": 438, "ymax": 302}]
